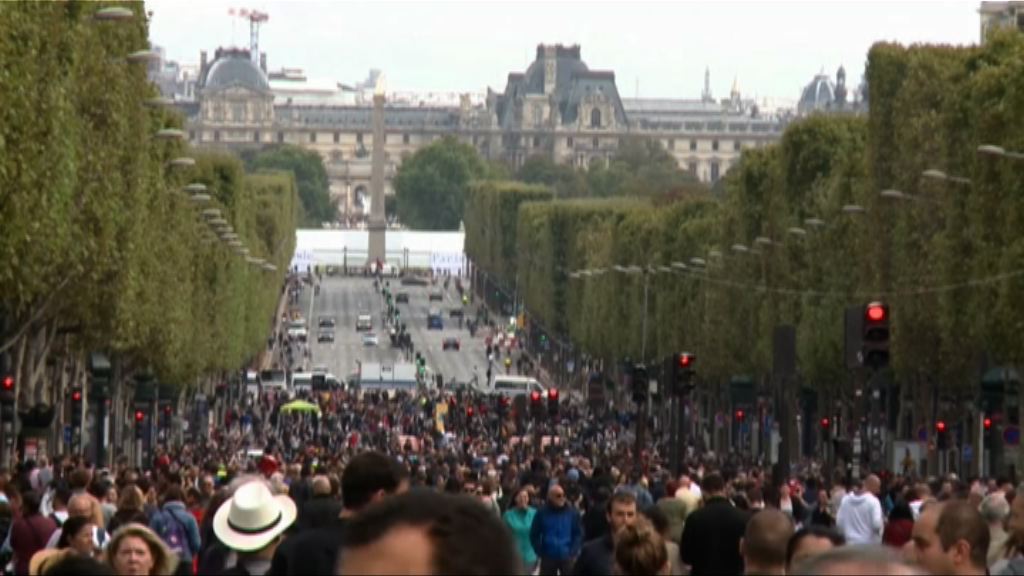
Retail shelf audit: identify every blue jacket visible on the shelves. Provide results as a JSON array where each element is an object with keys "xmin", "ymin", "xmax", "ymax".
[
  {"xmin": 149, "ymin": 501, "xmax": 201, "ymax": 562},
  {"xmin": 530, "ymin": 503, "xmax": 582, "ymax": 561}
]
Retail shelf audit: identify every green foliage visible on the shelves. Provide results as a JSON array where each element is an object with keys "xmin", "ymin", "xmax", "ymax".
[
  {"xmin": 0, "ymin": 2, "xmax": 296, "ymax": 392},
  {"xmin": 394, "ymin": 136, "xmax": 491, "ymax": 230},
  {"xmin": 242, "ymin": 144, "xmax": 334, "ymax": 226}
]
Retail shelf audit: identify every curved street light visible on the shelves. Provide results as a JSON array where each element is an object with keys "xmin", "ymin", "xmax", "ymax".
[
  {"xmin": 731, "ymin": 243, "xmax": 749, "ymax": 253},
  {"xmin": 94, "ymin": 6, "xmax": 135, "ymax": 21},
  {"xmin": 184, "ymin": 183, "xmax": 207, "ymax": 193},
  {"xmin": 842, "ymin": 204, "xmax": 866, "ymax": 214},
  {"xmin": 126, "ymin": 50, "xmax": 161, "ymax": 64},
  {"xmin": 978, "ymin": 144, "xmax": 1024, "ymax": 161},
  {"xmin": 190, "ymin": 194, "xmax": 211, "ymax": 203},
  {"xmin": 754, "ymin": 236, "xmax": 773, "ymax": 246},
  {"xmin": 880, "ymin": 189, "xmax": 911, "ymax": 201},
  {"xmin": 787, "ymin": 227, "xmax": 807, "ymax": 237},
  {"xmin": 804, "ymin": 217, "xmax": 826, "ymax": 228},
  {"xmin": 169, "ymin": 157, "xmax": 196, "ymax": 168},
  {"xmin": 155, "ymin": 128, "xmax": 185, "ymax": 141},
  {"xmin": 201, "ymin": 209, "xmax": 220, "ymax": 218}
]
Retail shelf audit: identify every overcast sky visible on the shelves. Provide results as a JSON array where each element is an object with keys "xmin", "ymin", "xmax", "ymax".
[{"xmin": 147, "ymin": 0, "xmax": 980, "ymax": 102}]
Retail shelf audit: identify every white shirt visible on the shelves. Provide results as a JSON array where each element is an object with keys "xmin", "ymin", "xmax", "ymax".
[{"xmin": 836, "ymin": 491, "xmax": 884, "ymax": 545}]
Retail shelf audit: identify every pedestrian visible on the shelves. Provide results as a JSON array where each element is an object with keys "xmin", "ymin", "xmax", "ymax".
[
  {"xmin": 882, "ymin": 500, "xmax": 914, "ymax": 548},
  {"xmin": 530, "ymin": 484, "xmax": 582, "ymax": 575},
  {"xmin": 148, "ymin": 486, "xmax": 200, "ymax": 576},
  {"xmin": 108, "ymin": 486, "xmax": 148, "ymax": 535},
  {"xmin": 11, "ymin": 491, "xmax": 57, "ymax": 575},
  {"xmin": 908, "ymin": 501, "xmax": 989, "ymax": 576},
  {"xmin": 979, "ymin": 492, "xmax": 1010, "ymax": 569},
  {"xmin": 785, "ymin": 525, "xmax": 845, "ymax": 573},
  {"xmin": 104, "ymin": 524, "xmax": 178, "ymax": 576},
  {"xmin": 573, "ymin": 491, "xmax": 637, "ymax": 575},
  {"xmin": 680, "ymin": 472, "xmax": 749, "ymax": 575},
  {"xmin": 337, "ymin": 491, "xmax": 522, "ymax": 575},
  {"xmin": 739, "ymin": 509, "xmax": 793, "ymax": 576},
  {"xmin": 503, "ymin": 487, "xmax": 538, "ymax": 574},
  {"xmin": 642, "ymin": 503, "xmax": 685, "ymax": 576},
  {"xmin": 612, "ymin": 519, "xmax": 669, "ymax": 576},
  {"xmin": 835, "ymin": 475, "xmax": 883, "ymax": 545},
  {"xmin": 212, "ymin": 480, "xmax": 297, "ymax": 576}
]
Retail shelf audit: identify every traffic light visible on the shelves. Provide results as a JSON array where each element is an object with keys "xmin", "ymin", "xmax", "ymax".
[
  {"xmin": 134, "ymin": 410, "xmax": 145, "ymax": 439},
  {"xmin": 632, "ymin": 364, "xmax": 649, "ymax": 404},
  {"xmin": 71, "ymin": 387, "xmax": 83, "ymax": 428},
  {"xmin": 820, "ymin": 417, "xmax": 831, "ymax": 440},
  {"xmin": 936, "ymin": 420, "xmax": 948, "ymax": 450},
  {"xmin": 862, "ymin": 301, "xmax": 890, "ymax": 369},
  {"xmin": 984, "ymin": 417, "xmax": 993, "ymax": 431},
  {"xmin": 547, "ymin": 388, "xmax": 560, "ymax": 417},
  {"xmin": 735, "ymin": 409, "xmax": 745, "ymax": 422},
  {"xmin": 466, "ymin": 406, "xmax": 474, "ymax": 418},
  {"xmin": 0, "ymin": 375, "xmax": 14, "ymax": 405},
  {"xmin": 530, "ymin": 390, "xmax": 543, "ymax": 419}
]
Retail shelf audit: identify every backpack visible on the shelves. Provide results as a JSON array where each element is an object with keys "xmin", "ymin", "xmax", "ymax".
[{"xmin": 157, "ymin": 508, "xmax": 191, "ymax": 558}]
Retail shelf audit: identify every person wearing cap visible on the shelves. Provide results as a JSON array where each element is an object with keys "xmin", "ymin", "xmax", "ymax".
[{"xmin": 212, "ymin": 480, "xmax": 297, "ymax": 576}]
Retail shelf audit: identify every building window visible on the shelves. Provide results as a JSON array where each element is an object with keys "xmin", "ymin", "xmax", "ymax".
[
  {"xmin": 711, "ymin": 161, "xmax": 720, "ymax": 182},
  {"xmin": 356, "ymin": 132, "xmax": 363, "ymax": 144},
  {"xmin": 253, "ymin": 131, "xmax": 260, "ymax": 143},
  {"xmin": 712, "ymin": 139, "xmax": 719, "ymax": 152},
  {"xmin": 688, "ymin": 161, "xmax": 697, "ymax": 175},
  {"xmin": 567, "ymin": 137, "xmax": 574, "ymax": 148},
  {"xmin": 733, "ymin": 140, "xmax": 741, "ymax": 151},
  {"xmin": 277, "ymin": 132, "xmax": 284, "ymax": 143},
  {"xmin": 690, "ymin": 139, "xmax": 697, "ymax": 151},
  {"xmin": 591, "ymin": 108, "xmax": 602, "ymax": 128},
  {"xmin": 213, "ymin": 130, "xmax": 220, "ymax": 142},
  {"xmin": 403, "ymin": 133, "xmax": 410, "ymax": 144},
  {"xmin": 333, "ymin": 132, "xmax": 340, "ymax": 143},
  {"xmin": 309, "ymin": 132, "xmax": 316, "ymax": 143},
  {"xmin": 592, "ymin": 137, "xmax": 599, "ymax": 149},
  {"xmin": 533, "ymin": 136, "xmax": 541, "ymax": 148}
]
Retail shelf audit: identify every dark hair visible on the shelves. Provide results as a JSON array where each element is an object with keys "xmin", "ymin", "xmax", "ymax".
[
  {"xmin": 743, "ymin": 509, "xmax": 794, "ymax": 568},
  {"xmin": 53, "ymin": 483, "xmax": 73, "ymax": 508},
  {"xmin": 21, "ymin": 490, "xmax": 42, "ymax": 516},
  {"xmin": 57, "ymin": 515, "xmax": 94, "ymax": 549},
  {"xmin": 937, "ymin": 500, "xmax": 990, "ymax": 569},
  {"xmin": 607, "ymin": 490, "xmax": 637, "ymax": 513},
  {"xmin": 889, "ymin": 500, "xmax": 914, "ymax": 522},
  {"xmin": 702, "ymin": 473, "xmax": 725, "ymax": 494},
  {"xmin": 342, "ymin": 491, "xmax": 521, "ymax": 575},
  {"xmin": 37, "ymin": 554, "xmax": 114, "ymax": 576},
  {"xmin": 786, "ymin": 525, "xmax": 846, "ymax": 567},
  {"xmin": 341, "ymin": 452, "xmax": 407, "ymax": 510},
  {"xmin": 69, "ymin": 469, "xmax": 91, "ymax": 491},
  {"xmin": 161, "ymin": 484, "xmax": 184, "ymax": 504},
  {"xmin": 641, "ymin": 504, "xmax": 669, "ymax": 535}
]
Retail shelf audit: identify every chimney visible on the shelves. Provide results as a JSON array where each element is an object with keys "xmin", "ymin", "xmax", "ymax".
[{"xmin": 260, "ymin": 52, "xmax": 267, "ymax": 73}]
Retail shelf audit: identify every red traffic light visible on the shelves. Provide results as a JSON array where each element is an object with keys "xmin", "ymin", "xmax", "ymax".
[
  {"xmin": 735, "ymin": 410, "xmax": 745, "ymax": 420},
  {"xmin": 679, "ymin": 353, "xmax": 695, "ymax": 369},
  {"xmin": 820, "ymin": 417, "xmax": 830, "ymax": 428},
  {"xmin": 530, "ymin": 391, "xmax": 541, "ymax": 403},
  {"xmin": 866, "ymin": 302, "xmax": 887, "ymax": 323},
  {"xmin": 936, "ymin": 420, "xmax": 946, "ymax": 432},
  {"xmin": 466, "ymin": 407, "xmax": 474, "ymax": 417},
  {"xmin": 134, "ymin": 410, "xmax": 144, "ymax": 422},
  {"xmin": 984, "ymin": 418, "xmax": 993, "ymax": 430},
  {"xmin": 1, "ymin": 376, "xmax": 13, "ymax": 391},
  {"xmin": 71, "ymin": 390, "xmax": 82, "ymax": 402}
]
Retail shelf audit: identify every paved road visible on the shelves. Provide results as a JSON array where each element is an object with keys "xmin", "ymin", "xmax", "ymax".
[{"xmin": 301, "ymin": 275, "xmax": 487, "ymax": 386}]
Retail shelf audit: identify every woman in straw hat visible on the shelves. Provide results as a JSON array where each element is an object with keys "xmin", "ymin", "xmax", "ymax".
[
  {"xmin": 103, "ymin": 523, "xmax": 178, "ymax": 576},
  {"xmin": 211, "ymin": 479, "xmax": 297, "ymax": 576}
]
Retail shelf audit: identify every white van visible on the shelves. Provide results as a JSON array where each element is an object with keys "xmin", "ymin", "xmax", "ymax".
[
  {"xmin": 291, "ymin": 372, "xmax": 313, "ymax": 393},
  {"xmin": 356, "ymin": 314, "xmax": 373, "ymax": 331},
  {"xmin": 260, "ymin": 370, "xmax": 287, "ymax": 392},
  {"xmin": 489, "ymin": 375, "xmax": 545, "ymax": 398}
]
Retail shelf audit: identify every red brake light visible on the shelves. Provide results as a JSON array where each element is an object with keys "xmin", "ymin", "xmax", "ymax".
[
  {"xmin": 530, "ymin": 391, "xmax": 541, "ymax": 403},
  {"xmin": 548, "ymin": 389, "xmax": 559, "ymax": 399}
]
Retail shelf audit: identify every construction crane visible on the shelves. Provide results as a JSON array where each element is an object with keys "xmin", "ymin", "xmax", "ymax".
[{"xmin": 228, "ymin": 8, "xmax": 269, "ymax": 64}]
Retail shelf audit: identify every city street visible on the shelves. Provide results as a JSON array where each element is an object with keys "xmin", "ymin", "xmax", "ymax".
[{"xmin": 301, "ymin": 275, "xmax": 487, "ymax": 387}]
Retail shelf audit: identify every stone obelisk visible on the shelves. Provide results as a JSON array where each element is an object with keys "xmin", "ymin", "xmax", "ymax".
[{"xmin": 367, "ymin": 86, "xmax": 387, "ymax": 265}]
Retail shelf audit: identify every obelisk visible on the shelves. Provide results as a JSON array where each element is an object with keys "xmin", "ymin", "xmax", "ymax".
[{"xmin": 367, "ymin": 84, "xmax": 387, "ymax": 265}]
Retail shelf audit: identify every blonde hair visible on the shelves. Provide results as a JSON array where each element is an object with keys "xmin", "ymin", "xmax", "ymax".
[
  {"xmin": 614, "ymin": 519, "xmax": 667, "ymax": 576},
  {"xmin": 117, "ymin": 485, "xmax": 146, "ymax": 513},
  {"xmin": 105, "ymin": 523, "xmax": 179, "ymax": 576}
]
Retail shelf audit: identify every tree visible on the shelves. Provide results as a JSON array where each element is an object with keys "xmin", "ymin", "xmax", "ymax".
[
  {"xmin": 394, "ymin": 136, "xmax": 491, "ymax": 230},
  {"xmin": 516, "ymin": 155, "xmax": 587, "ymax": 198},
  {"xmin": 243, "ymin": 145, "xmax": 335, "ymax": 227}
]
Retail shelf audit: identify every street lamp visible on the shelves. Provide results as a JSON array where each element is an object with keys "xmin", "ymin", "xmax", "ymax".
[
  {"xmin": 201, "ymin": 209, "xmax": 220, "ymax": 218},
  {"xmin": 689, "ymin": 257, "xmax": 707, "ymax": 267},
  {"xmin": 190, "ymin": 194, "xmax": 211, "ymax": 203},
  {"xmin": 842, "ymin": 204, "xmax": 866, "ymax": 214},
  {"xmin": 731, "ymin": 243, "xmax": 749, "ymax": 253},
  {"xmin": 922, "ymin": 169, "xmax": 971, "ymax": 186},
  {"xmin": 804, "ymin": 217, "xmax": 826, "ymax": 228},
  {"xmin": 754, "ymin": 236, "xmax": 773, "ymax": 246},
  {"xmin": 880, "ymin": 189, "xmax": 911, "ymax": 201},
  {"xmin": 93, "ymin": 6, "xmax": 135, "ymax": 21},
  {"xmin": 787, "ymin": 227, "xmax": 807, "ymax": 237},
  {"xmin": 168, "ymin": 157, "xmax": 196, "ymax": 168},
  {"xmin": 670, "ymin": 261, "xmax": 688, "ymax": 270},
  {"xmin": 155, "ymin": 128, "xmax": 185, "ymax": 141},
  {"xmin": 184, "ymin": 183, "xmax": 207, "ymax": 193},
  {"xmin": 126, "ymin": 50, "xmax": 161, "ymax": 64}
]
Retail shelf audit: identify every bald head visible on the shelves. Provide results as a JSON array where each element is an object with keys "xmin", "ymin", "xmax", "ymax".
[
  {"xmin": 864, "ymin": 475, "xmax": 881, "ymax": 495},
  {"xmin": 312, "ymin": 475, "xmax": 332, "ymax": 496},
  {"xmin": 742, "ymin": 508, "xmax": 795, "ymax": 571},
  {"xmin": 67, "ymin": 494, "xmax": 94, "ymax": 518}
]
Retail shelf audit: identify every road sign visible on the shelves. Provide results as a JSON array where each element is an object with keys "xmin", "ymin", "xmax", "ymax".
[{"xmin": 1005, "ymin": 425, "xmax": 1021, "ymax": 446}]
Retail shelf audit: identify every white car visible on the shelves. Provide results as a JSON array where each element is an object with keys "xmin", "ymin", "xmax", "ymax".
[
  {"xmin": 362, "ymin": 332, "xmax": 379, "ymax": 347},
  {"xmin": 287, "ymin": 320, "xmax": 308, "ymax": 341}
]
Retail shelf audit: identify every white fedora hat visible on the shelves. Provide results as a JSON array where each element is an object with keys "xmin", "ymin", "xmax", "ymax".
[{"xmin": 213, "ymin": 480, "xmax": 297, "ymax": 552}]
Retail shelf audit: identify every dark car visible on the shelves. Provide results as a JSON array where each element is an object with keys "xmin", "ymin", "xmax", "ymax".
[
  {"xmin": 449, "ymin": 308, "xmax": 464, "ymax": 318},
  {"xmin": 428, "ymin": 292, "xmax": 443, "ymax": 302},
  {"xmin": 318, "ymin": 316, "xmax": 336, "ymax": 328},
  {"xmin": 442, "ymin": 337, "xmax": 460, "ymax": 351},
  {"xmin": 317, "ymin": 330, "xmax": 335, "ymax": 343},
  {"xmin": 395, "ymin": 292, "xmax": 409, "ymax": 304},
  {"xmin": 400, "ymin": 276, "xmax": 429, "ymax": 287}
]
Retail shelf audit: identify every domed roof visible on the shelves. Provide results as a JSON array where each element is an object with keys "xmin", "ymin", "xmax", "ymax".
[
  {"xmin": 798, "ymin": 73, "xmax": 835, "ymax": 113},
  {"xmin": 522, "ymin": 45, "xmax": 590, "ymax": 95},
  {"xmin": 205, "ymin": 52, "xmax": 270, "ymax": 93}
]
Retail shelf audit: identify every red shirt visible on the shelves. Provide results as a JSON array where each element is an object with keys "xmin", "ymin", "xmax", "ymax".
[{"xmin": 11, "ymin": 514, "xmax": 56, "ymax": 575}]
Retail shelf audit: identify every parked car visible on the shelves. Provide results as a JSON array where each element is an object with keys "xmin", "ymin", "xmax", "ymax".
[
  {"xmin": 395, "ymin": 292, "xmax": 410, "ymax": 304},
  {"xmin": 356, "ymin": 314, "xmax": 373, "ymax": 331},
  {"xmin": 287, "ymin": 320, "xmax": 308, "ymax": 342},
  {"xmin": 429, "ymin": 292, "xmax": 443, "ymax": 302},
  {"xmin": 449, "ymin": 308, "xmax": 464, "ymax": 318},
  {"xmin": 362, "ymin": 332, "xmax": 379, "ymax": 347},
  {"xmin": 318, "ymin": 316, "xmax": 336, "ymax": 329},
  {"xmin": 317, "ymin": 329, "xmax": 334, "ymax": 343},
  {"xmin": 442, "ymin": 337, "xmax": 461, "ymax": 351}
]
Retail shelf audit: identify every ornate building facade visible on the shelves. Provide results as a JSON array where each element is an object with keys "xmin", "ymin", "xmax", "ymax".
[{"xmin": 172, "ymin": 44, "xmax": 791, "ymax": 223}]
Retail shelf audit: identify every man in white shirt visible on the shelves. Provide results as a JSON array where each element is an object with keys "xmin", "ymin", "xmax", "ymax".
[{"xmin": 836, "ymin": 475, "xmax": 883, "ymax": 545}]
